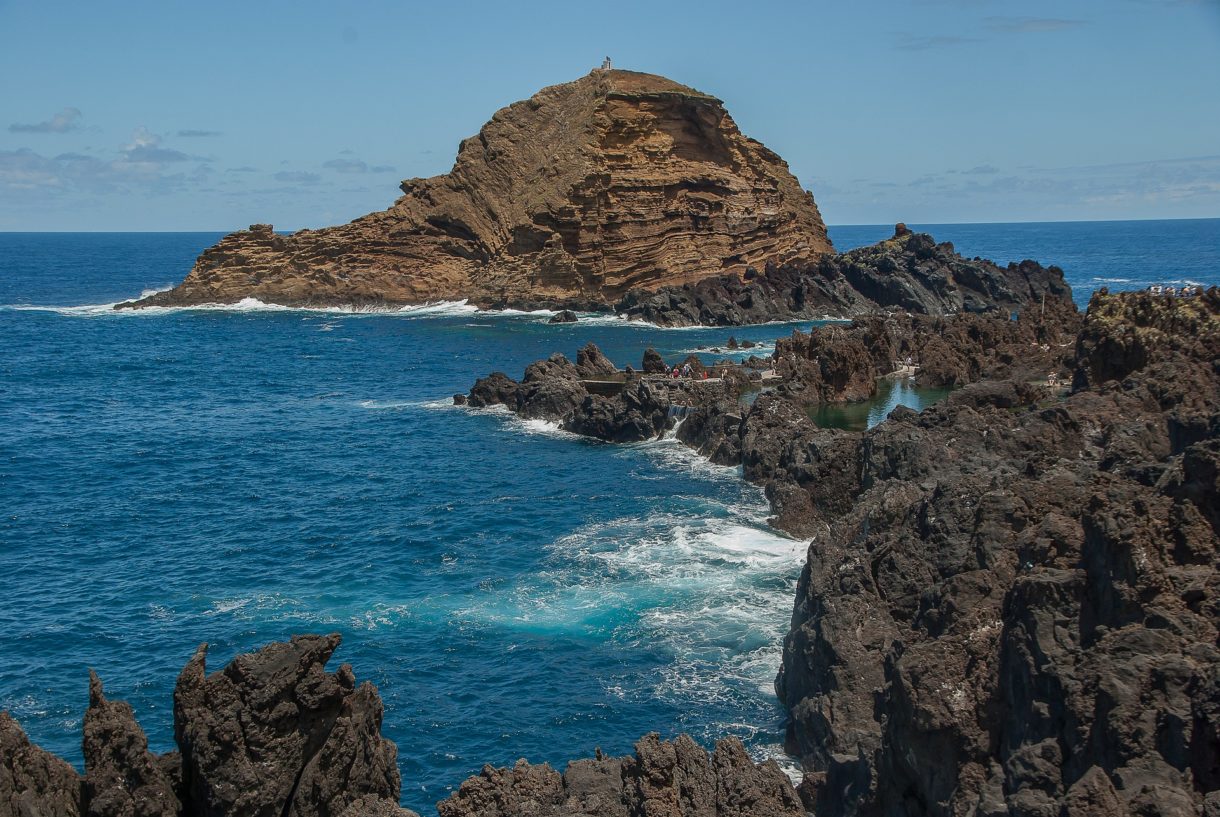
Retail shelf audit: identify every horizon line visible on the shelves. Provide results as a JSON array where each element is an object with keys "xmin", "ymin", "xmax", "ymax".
[{"xmin": 2, "ymin": 215, "xmax": 1217, "ymax": 234}]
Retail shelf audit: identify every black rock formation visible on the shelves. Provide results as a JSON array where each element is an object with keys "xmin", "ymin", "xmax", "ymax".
[
  {"xmin": 776, "ymin": 288, "xmax": 1220, "ymax": 816},
  {"xmin": 2, "ymin": 641, "xmax": 802, "ymax": 817},
  {"xmin": 615, "ymin": 227, "xmax": 1071, "ymax": 327},
  {"xmin": 1, "ymin": 711, "xmax": 82, "ymax": 817},
  {"xmin": 437, "ymin": 733, "xmax": 802, "ymax": 817},
  {"xmin": 1, "ymin": 635, "xmax": 411, "ymax": 817}
]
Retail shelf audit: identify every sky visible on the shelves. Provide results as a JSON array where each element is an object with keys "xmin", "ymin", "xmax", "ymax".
[{"xmin": 1, "ymin": 0, "xmax": 1218, "ymax": 231}]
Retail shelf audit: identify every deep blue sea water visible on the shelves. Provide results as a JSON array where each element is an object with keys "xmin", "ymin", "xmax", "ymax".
[{"xmin": 1, "ymin": 219, "xmax": 1216, "ymax": 811}]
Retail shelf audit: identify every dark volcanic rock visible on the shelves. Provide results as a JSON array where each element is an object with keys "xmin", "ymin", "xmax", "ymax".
[
  {"xmin": 1, "ymin": 711, "xmax": 82, "ymax": 817},
  {"xmin": 516, "ymin": 354, "xmax": 587, "ymax": 420},
  {"xmin": 675, "ymin": 401, "xmax": 744, "ymax": 466},
  {"xmin": 4, "ymin": 637, "xmax": 802, "ymax": 817},
  {"xmin": 575, "ymin": 342, "xmax": 618, "ymax": 379},
  {"xmin": 776, "ymin": 289, "xmax": 1220, "ymax": 817},
  {"xmin": 466, "ymin": 372, "xmax": 519, "ymax": 409},
  {"xmin": 564, "ymin": 380, "xmax": 672, "ymax": 443},
  {"xmin": 616, "ymin": 227, "xmax": 1072, "ymax": 327},
  {"xmin": 83, "ymin": 672, "xmax": 179, "ymax": 817},
  {"xmin": 548, "ymin": 310, "xmax": 578, "ymax": 324},
  {"xmin": 174, "ymin": 634, "xmax": 400, "ymax": 817},
  {"xmin": 337, "ymin": 796, "xmax": 419, "ymax": 817},
  {"xmin": 773, "ymin": 300, "xmax": 1080, "ymax": 406},
  {"xmin": 437, "ymin": 734, "xmax": 802, "ymax": 817},
  {"xmin": 641, "ymin": 348, "xmax": 667, "ymax": 374}
]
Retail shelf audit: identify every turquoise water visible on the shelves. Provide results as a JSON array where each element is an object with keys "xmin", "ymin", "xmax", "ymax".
[{"xmin": 1, "ymin": 219, "xmax": 1216, "ymax": 811}]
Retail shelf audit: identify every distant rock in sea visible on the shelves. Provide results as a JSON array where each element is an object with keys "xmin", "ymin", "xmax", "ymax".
[{"xmin": 121, "ymin": 69, "xmax": 831, "ymax": 311}]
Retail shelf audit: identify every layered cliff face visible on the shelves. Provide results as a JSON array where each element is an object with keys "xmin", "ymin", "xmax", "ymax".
[{"xmin": 124, "ymin": 69, "xmax": 831, "ymax": 310}]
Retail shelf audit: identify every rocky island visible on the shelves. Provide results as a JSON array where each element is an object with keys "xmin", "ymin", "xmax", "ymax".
[
  {"xmin": 120, "ymin": 69, "xmax": 831, "ymax": 311},
  {"xmin": 118, "ymin": 70, "xmax": 1066, "ymax": 326}
]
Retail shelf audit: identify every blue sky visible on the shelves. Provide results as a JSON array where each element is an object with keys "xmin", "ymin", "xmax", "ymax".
[{"xmin": 1, "ymin": 0, "xmax": 1218, "ymax": 230}]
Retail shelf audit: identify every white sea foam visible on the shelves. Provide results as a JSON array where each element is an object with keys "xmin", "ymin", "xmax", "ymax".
[
  {"xmin": 676, "ymin": 342, "xmax": 776, "ymax": 357},
  {"xmin": 357, "ymin": 397, "xmax": 455, "ymax": 411}
]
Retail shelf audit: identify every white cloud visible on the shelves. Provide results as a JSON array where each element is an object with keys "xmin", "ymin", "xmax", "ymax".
[{"xmin": 9, "ymin": 107, "xmax": 83, "ymax": 134}]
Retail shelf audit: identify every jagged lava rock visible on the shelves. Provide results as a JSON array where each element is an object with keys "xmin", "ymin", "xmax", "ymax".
[
  {"xmin": 82, "ymin": 671, "xmax": 178, "ymax": 817},
  {"xmin": 173, "ymin": 633, "xmax": 400, "ymax": 817},
  {"xmin": 123, "ymin": 70, "xmax": 831, "ymax": 310},
  {"xmin": 437, "ymin": 733, "xmax": 802, "ymax": 817},
  {"xmin": 1, "ymin": 711, "xmax": 82, "ymax": 817},
  {"xmin": 616, "ymin": 226, "xmax": 1073, "ymax": 327},
  {"xmin": 775, "ymin": 289, "xmax": 1220, "ymax": 816}
]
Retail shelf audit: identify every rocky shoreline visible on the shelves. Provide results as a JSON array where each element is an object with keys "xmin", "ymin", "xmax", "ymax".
[
  {"xmin": 1, "ymin": 635, "xmax": 803, "ymax": 817},
  {"xmin": 460, "ymin": 282, "xmax": 1219, "ymax": 815},
  {"xmin": 10, "ymin": 283, "xmax": 1216, "ymax": 816}
]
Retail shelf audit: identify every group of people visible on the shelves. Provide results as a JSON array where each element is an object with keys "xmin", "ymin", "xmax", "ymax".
[
  {"xmin": 1149, "ymin": 284, "xmax": 1203, "ymax": 297},
  {"xmin": 669, "ymin": 362, "xmax": 710, "ymax": 380}
]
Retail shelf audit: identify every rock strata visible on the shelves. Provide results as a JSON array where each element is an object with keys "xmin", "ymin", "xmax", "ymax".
[
  {"xmin": 122, "ymin": 70, "xmax": 830, "ymax": 310},
  {"xmin": 615, "ymin": 227, "xmax": 1071, "ymax": 326},
  {"xmin": 437, "ymin": 733, "xmax": 802, "ymax": 817}
]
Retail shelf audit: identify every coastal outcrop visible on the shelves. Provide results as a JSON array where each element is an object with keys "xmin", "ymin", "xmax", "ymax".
[
  {"xmin": 121, "ymin": 69, "xmax": 830, "ymax": 311},
  {"xmin": 776, "ymin": 288, "xmax": 1220, "ymax": 816},
  {"xmin": 463, "ymin": 274, "xmax": 1079, "ymax": 533},
  {"xmin": 614, "ymin": 227, "xmax": 1072, "ymax": 327},
  {"xmin": 1, "ymin": 712, "xmax": 82, "ymax": 817},
  {"xmin": 2, "ymin": 640, "xmax": 804, "ymax": 817},
  {"xmin": 437, "ymin": 733, "xmax": 802, "ymax": 817},
  {"xmin": 462, "ymin": 272, "xmax": 1220, "ymax": 815},
  {"xmin": 1, "ymin": 635, "xmax": 411, "ymax": 817},
  {"xmin": 464, "ymin": 342, "xmax": 757, "ymax": 444}
]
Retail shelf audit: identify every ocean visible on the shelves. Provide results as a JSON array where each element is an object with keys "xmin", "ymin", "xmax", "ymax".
[{"xmin": 1, "ymin": 219, "xmax": 1216, "ymax": 811}]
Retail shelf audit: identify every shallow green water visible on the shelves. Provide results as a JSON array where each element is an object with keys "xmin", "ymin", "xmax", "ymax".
[{"xmin": 808, "ymin": 377, "xmax": 951, "ymax": 431}]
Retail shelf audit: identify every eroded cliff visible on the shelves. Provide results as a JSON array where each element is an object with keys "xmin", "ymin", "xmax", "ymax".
[{"xmin": 124, "ymin": 69, "xmax": 831, "ymax": 310}]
